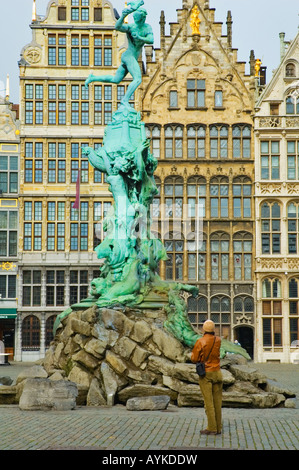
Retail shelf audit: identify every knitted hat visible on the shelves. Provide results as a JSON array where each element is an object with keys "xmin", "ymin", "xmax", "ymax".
[{"xmin": 202, "ymin": 320, "xmax": 215, "ymax": 333}]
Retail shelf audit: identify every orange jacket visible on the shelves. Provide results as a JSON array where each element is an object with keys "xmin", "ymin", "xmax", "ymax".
[{"xmin": 191, "ymin": 333, "xmax": 221, "ymax": 372}]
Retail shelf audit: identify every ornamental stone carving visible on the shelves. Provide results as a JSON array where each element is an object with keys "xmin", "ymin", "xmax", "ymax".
[
  {"xmin": 286, "ymin": 117, "xmax": 299, "ymax": 127},
  {"xmin": 287, "ymin": 184, "xmax": 299, "ymax": 194},
  {"xmin": 24, "ymin": 47, "xmax": 42, "ymax": 64},
  {"xmin": 260, "ymin": 183, "xmax": 282, "ymax": 194},
  {"xmin": 260, "ymin": 259, "xmax": 283, "ymax": 270},
  {"xmin": 259, "ymin": 117, "xmax": 281, "ymax": 128}
]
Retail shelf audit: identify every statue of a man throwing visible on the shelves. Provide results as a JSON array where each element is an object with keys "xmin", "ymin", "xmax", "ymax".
[{"xmin": 85, "ymin": 0, "xmax": 154, "ymax": 105}]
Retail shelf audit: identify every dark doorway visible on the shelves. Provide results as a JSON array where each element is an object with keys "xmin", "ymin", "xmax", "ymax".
[
  {"xmin": 0, "ymin": 320, "xmax": 15, "ymax": 361},
  {"xmin": 235, "ymin": 326, "xmax": 254, "ymax": 359}
]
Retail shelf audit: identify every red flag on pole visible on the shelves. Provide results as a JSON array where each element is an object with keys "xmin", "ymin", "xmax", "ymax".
[{"xmin": 72, "ymin": 169, "xmax": 80, "ymax": 209}]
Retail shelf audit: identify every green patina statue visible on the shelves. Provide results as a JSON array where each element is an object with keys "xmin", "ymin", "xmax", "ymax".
[{"xmin": 53, "ymin": 1, "xmax": 250, "ymax": 361}]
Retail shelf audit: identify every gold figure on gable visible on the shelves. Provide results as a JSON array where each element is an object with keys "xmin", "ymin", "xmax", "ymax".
[
  {"xmin": 255, "ymin": 58, "xmax": 262, "ymax": 77},
  {"xmin": 190, "ymin": 5, "xmax": 201, "ymax": 35}
]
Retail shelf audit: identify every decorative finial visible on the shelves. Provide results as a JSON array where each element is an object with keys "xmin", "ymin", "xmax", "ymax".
[
  {"xmin": 190, "ymin": 5, "xmax": 201, "ymax": 35},
  {"xmin": 5, "ymin": 74, "xmax": 10, "ymax": 101},
  {"xmin": 255, "ymin": 58, "xmax": 262, "ymax": 77},
  {"xmin": 32, "ymin": 0, "xmax": 37, "ymax": 22}
]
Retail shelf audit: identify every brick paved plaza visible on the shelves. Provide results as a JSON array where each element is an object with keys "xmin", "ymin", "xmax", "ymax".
[{"xmin": 0, "ymin": 362, "xmax": 298, "ymax": 452}]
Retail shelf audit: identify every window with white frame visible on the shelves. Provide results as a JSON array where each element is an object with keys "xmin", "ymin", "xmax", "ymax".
[
  {"xmin": 261, "ymin": 202, "xmax": 281, "ymax": 254},
  {"xmin": 261, "ymin": 140, "xmax": 280, "ymax": 180},
  {"xmin": 0, "ymin": 210, "xmax": 17, "ymax": 257}
]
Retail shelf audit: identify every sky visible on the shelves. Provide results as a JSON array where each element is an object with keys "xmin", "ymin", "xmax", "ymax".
[{"xmin": 0, "ymin": 0, "xmax": 298, "ymax": 103}]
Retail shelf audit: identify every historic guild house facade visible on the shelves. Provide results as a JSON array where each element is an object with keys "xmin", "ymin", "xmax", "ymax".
[{"xmin": 0, "ymin": 0, "xmax": 297, "ymax": 363}]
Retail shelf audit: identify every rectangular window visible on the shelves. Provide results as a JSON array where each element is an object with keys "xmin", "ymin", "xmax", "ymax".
[
  {"xmin": 169, "ymin": 90, "xmax": 178, "ymax": 108},
  {"xmin": 187, "ymin": 79, "xmax": 205, "ymax": 108},
  {"xmin": 71, "ymin": 47, "xmax": 79, "ymax": 66},
  {"xmin": 104, "ymin": 103, "xmax": 112, "ymax": 124},
  {"xmin": 25, "ymin": 102, "xmax": 33, "ymax": 124},
  {"xmin": 104, "ymin": 37, "xmax": 112, "ymax": 66},
  {"xmin": 94, "ymin": 8, "xmax": 102, "ymax": 21},
  {"xmin": 214, "ymin": 90, "xmax": 223, "ymax": 107},
  {"xmin": 58, "ymin": 7, "xmax": 66, "ymax": 21},
  {"xmin": 261, "ymin": 140, "xmax": 280, "ymax": 180},
  {"xmin": 71, "ymin": 8, "xmax": 79, "ymax": 21}
]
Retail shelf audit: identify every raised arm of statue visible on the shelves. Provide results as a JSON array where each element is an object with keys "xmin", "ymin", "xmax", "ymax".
[{"xmin": 115, "ymin": 0, "xmax": 145, "ymax": 32}]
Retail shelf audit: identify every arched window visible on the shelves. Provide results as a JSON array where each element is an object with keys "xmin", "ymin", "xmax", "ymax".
[
  {"xmin": 210, "ymin": 125, "xmax": 228, "ymax": 159},
  {"xmin": 22, "ymin": 315, "xmax": 40, "ymax": 350},
  {"xmin": 164, "ymin": 176, "xmax": 183, "ymax": 218},
  {"xmin": 286, "ymin": 63, "xmax": 296, "ymax": 78},
  {"xmin": 210, "ymin": 176, "xmax": 229, "ymax": 218},
  {"xmin": 165, "ymin": 125, "xmax": 183, "ymax": 159},
  {"xmin": 234, "ymin": 296, "xmax": 254, "ymax": 313},
  {"xmin": 210, "ymin": 296, "xmax": 230, "ymax": 337},
  {"xmin": 287, "ymin": 202, "xmax": 299, "ymax": 254},
  {"xmin": 188, "ymin": 296, "xmax": 208, "ymax": 330},
  {"xmin": 233, "ymin": 296, "xmax": 254, "ymax": 327},
  {"xmin": 233, "ymin": 232, "xmax": 253, "ymax": 280},
  {"xmin": 210, "ymin": 232, "xmax": 229, "ymax": 280},
  {"xmin": 261, "ymin": 202, "xmax": 281, "ymax": 254},
  {"xmin": 187, "ymin": 125, "xmax": 206, "ymax": 158},
  {"xmin": 232, "ymin": 125, "xmax": 251, "ymax": 158},
  {"xmin": 46, "ymin": 315, "xmax": 57, "ymax": 347},
  {"xmin": 146, "ymin": 125, "xmax": 161, "ymax": 159},
  {"xmin": 187, "ymin": 176, "xmax": 206, "ymax": 218},
  {"xmin": 262, "ymin": 278, "xmax": 282, "ymax": 347},
  {"xmin": 233, "ymin": 176, "xmax": 252, "ymax": 218},
  {"xmin": 286, "ymin": 94, "xmax": 299, "ymax": 115},
  {"xmin": 164, "ymin": 232, "xmax": 184, "ymax": 280},
  {"xmin": 289, "ymin": 278, "xmax": 299, "ymax": 344}
]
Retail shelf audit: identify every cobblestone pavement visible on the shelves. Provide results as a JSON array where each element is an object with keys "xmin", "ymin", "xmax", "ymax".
[{"xmin": 0, "ymin": 362, "xmax": 298, "ymax": 452}]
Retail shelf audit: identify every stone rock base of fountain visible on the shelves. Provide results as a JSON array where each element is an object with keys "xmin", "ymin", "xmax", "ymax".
[{"xmin": 0, "ymin": 305, "xmax": 296, "ymax": 409}]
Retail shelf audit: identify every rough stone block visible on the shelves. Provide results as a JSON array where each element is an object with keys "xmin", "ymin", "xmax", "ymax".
[
  {"xmin": 130, "ymin": 320, "xmax": 152, "ymax": 343},
  {"xmin": 0, "ymin": 385, "xmax": 17, "ymax": 404},
  {"xmin": 84, "ymin": 337, "xmax": 107, "ymax": 359},
  {"xmin": 16, "ymin": 365, "xmax": 48, "ymax": 385},
  {"xmin": 71, "ymin": 318, "xmax": 91, "ymax": 337},
  {"xmin": 0, "ymin": 376, "xmax": 13, "ymax": 386},
  {"xmin": 68, "ymin": 365, "xmax": 92, "ymax": 388},
  {"xmin": 152, "ymin": 328, "xmax": 185, "ymax": 362},
  {"xmin": 19, "ymin": 378, "xmax": 78, "ymax": 411},
  {"xmin": 113, "ymin": 337, "xmax": 137, "ymax": 360},
  {"xmin": 265, "ymin": 379, "xmax": 296, "ymax": 398},
  {"xmin": 131, "ymin": 345, "xmax": 150, "ymax": 367},
  {"xmin": 148, "ymin": 355, "xmax": 175, "ymax": 376},
  {"xmin": 105, "ymin": 350, "xmax": 127, "ymax": 374},
  {"xmin": 100, "ymin": 309, "xmax": 126, "ymax": 332},
  {"xmin": 229, "ymin": 364, "xmax": 267, "ymax": 383},
  {"xmin": 171, "ymin": 363, "xmax": 198, "ymax": 383},
  {"xmin": 118, "ymin": 384, "xmax": 177, "ymax": 403},
  {"xmin": 126, "ymin": 395, "xmax": 170, "ymax": 411},
  {"xmin": 87, "ymin": 378, "xmax": 107, "ymax": 406},
  {"xmin": 72, "ymin": 349, "xmax": 99, "ymax": 370}
]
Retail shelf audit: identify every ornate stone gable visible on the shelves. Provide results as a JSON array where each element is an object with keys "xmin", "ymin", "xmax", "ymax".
[{"xmin": 142, "ymin": 1, "xmax": 254, "ymax": 114}]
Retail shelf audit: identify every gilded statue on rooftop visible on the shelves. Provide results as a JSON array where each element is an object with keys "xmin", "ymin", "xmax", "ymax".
[{"xmin": 190, "ymin": 4, "xmax": 201, "ymax": 35}]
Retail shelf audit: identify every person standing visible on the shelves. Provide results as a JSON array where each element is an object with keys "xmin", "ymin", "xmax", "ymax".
[{"xmin": 191, "ymin": 320, "xmax": 223, "ymax": 435}]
